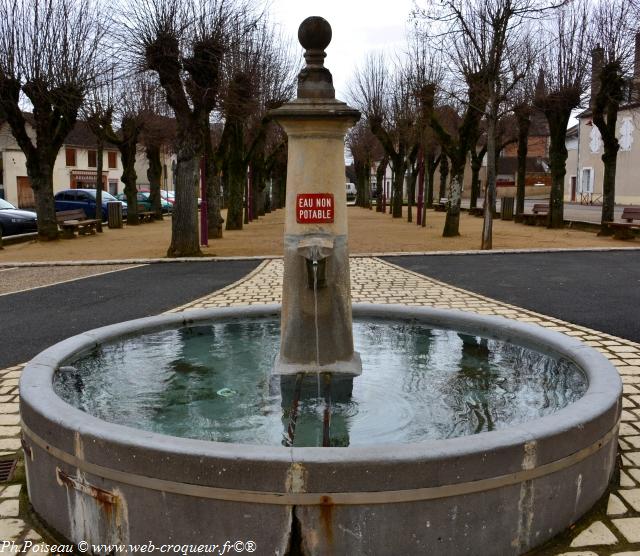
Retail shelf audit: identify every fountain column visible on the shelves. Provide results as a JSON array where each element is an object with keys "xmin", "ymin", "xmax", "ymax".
[{"xmin": 271, "ymin": 16, "xmax": 361, "ymax": 376}]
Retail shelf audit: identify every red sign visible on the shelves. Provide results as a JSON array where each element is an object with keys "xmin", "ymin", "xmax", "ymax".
[{"xmin": 296, "ymin": 193, "xmax": 334, "ymax": 223}]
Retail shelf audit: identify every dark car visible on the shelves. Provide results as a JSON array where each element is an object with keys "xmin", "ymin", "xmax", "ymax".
[
  {"xmin": 0, "ymin": 198, "xmax": 38, "ymax": 236},
  {"xmin": 54, "ymin": 189, "xmax": 127, "ymax": 221},
  {"xmin": 116, "ymin": 191, "xmax": 172, "ymax": 213}
]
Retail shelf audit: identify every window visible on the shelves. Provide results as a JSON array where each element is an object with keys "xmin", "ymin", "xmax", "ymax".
[
  {"xmin": 65, "ymin": 148, "xmax": 76, "ymax": 167},
  {"xmin": 108, "ymin": 181, "xmax": 118, "ymax": 195},
  {"xmin": 580, "ymin": 167, "xmax": 594, "ymax": 193},
  {"xmin": 88, "ymin": 150, "xmax": 97, "ymax": 168},
  {"xmin": 108, "ymin": 151, "xmax": 117, "ymax": 169}
]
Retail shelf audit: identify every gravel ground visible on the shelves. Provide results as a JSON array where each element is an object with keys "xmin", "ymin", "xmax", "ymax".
[{"xmin": 0, "ymin": 264, "xmax": 136, "ymax": 295}]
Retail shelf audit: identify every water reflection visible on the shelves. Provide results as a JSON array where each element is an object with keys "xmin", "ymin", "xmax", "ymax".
[{"xmin": 54, "ymin": 318, "xmax": 588, "ymax": 447}]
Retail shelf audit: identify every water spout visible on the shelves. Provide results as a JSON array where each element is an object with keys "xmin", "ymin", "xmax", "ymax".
[{"xmin": 297, "ymin": 234, "xmax": 334, "ymax": 289}]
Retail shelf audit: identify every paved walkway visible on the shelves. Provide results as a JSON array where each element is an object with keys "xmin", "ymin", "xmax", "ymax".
[{"xmin": 2, "ymin": 257, "xmax": 640, "ymax": 554}]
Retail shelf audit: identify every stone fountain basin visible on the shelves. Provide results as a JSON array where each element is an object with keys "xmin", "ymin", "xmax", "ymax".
[{"xmin": 19, "ymin": 304, "xmax": 621, "ymax": 556}]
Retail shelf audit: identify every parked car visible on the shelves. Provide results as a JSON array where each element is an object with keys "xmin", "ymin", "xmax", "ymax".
[
  {"xmin": 160, "ymin": 190, "xmax": 175, "ymax": 206},
  {"xmin": 116, "ymin": 191, "xmax": 172, "ymax": 213},
  {"xmin": 0, "ymin": 198, "xmax": 37, "ymax": 236},
  {"xmin": 54, "ymin": 189, "xmax": 127, "ymax": 221},
  {"xmin": 346, "ymin": 182, "xmax": 357, "ymax": 205}
]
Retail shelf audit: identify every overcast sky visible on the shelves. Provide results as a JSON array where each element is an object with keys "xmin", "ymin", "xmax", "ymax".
[{"xmin": 269, "ymin": 0, "xmax": 416, "ymax": 100}]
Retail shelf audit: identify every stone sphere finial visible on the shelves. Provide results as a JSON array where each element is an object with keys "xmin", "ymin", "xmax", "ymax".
[
  {"xmin": 296, "ymin": 17, "xmax": 335, "ymax": 99},
  {"xmin": 298, "ymin": 16, "xmax": 332, "ymax": 52}
]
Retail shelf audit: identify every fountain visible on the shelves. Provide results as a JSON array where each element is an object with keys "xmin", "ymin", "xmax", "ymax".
[{"xmin": 20, "ymin": 17, "xmax": 621, "ymax": 556}]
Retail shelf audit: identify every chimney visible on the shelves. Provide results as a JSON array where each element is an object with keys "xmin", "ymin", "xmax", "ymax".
[{"xmin": 590, "ymin": 45, "xmax": 604, "ymax": 108}]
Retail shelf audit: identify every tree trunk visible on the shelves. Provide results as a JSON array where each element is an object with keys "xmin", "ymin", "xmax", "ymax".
[
  {"xmin": 426, "ymin": 154, "xmax": 438, "ymax": 209},
  {"xmin": 515, "ymin": 109, "xmax": 530, "ymax": 216},
  {"xmin": 592, "ymin": 62, "xmax": 622, "ymax": 235},
  {"xmin": 146, "ymin": 144, "xmax": 164, "ymax": 220},
  {"xmin": 95, "ymin": 140, "xmax": 104, "ymax": 231},
  {"xmin": 544, "ymin": 109, "xmax": 571, "ymax": 229},
  {"xmin": 244, "ymin": 172, "xmax": 250, "ymax": 225},
  {"xmin": 168, "ymin": 154, "xmax": 201, "ymax": 257},
  {"xmin": 417, "ymin": 149, "xmax": 425, "ymax": 226},
  {"xmin": 421, "ymin": 169, "xmax": 429, "ymax": 227},
  {"xmin": 482, "ymin": 105, "xmax": 497, "ymax": 250},
  {"xmin": 599, "ymin": 148, "xmax": 618, "ymax": 234},
  {"xmin": 30, "ymin": 170, "xmax": 59, "ymax": 240},
  {"xmin": 118, "ymin": 118, "xmax": 140, "ymax": 226},
  {"xmin": 439, "ymin": 156, "xmax": 449, "ymax": 201},
  {"xmin": 407, "ymin": 166, "xmax": 418, "ymax": 223},
  {"xmin": 375, "ymin": 156, "xmax": 388, "ymax": 213},
  {"xmin": 392, "ymin": 158, "xmax": 405, "ymax": 218},
  {"xmin": 443, "ymin": 171, "xmax": 462, "ymax": 237},
  {"xmin": 204, "ymin": 126, "xmax": 223, "ymax": 238},
  {"xmin": 470, "ymin": 148, "xmax": 485, "ymax": 211},
  {"xmin": 225, "ymin": 123, "xmax": 245, "ymax": 231},
  {"xmin": 363, "ymin": 162, "xmax": 371, "ymax": 209}
]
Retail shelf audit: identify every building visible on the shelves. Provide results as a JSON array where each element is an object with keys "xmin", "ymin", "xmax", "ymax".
[
  {"xmin": 0, "ymin": 116, "xmax": 177, "ymax": 208},
  {"xmin": 571, "ymin": 38, "xmax": 640, "ymax": 205},
  {"xmin": 0, "ymin": 118, "xmax": 122, "ymax": 208}
]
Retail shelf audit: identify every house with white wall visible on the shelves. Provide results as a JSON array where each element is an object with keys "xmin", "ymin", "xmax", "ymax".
[
  {"xmin": 0, "ymin": 118, "xmax": 123, "ymax": 208},
  {"xmin": 572, "ymin": 37, "xmax": 640, "ymax": 206}
]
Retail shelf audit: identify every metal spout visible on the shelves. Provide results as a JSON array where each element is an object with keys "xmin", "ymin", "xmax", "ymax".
[{"xmin": 297, "ymin": 235, "xmax": 334, "ymax": 289}]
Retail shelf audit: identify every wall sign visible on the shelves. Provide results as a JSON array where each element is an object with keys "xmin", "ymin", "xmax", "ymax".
[{"xmin": 296, "ymin": 193, "xmax": 334, "ymax": 223}]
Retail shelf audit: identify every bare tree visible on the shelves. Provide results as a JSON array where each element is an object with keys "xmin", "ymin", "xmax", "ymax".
[
  {"xmin": 349, "ymin": 53, "xmax": 417, "ymax": 219},
  {"xmin": 216, "ymin": 18, "xmax": 296, "ymax": 230},
  {"xmin": 423, "ymin": 77, "xmax": 488, "ymax": 236},
  {"xmin": 122, "ymin": 0, "xmax": 244, "ymax": 256},
  {"xmin": 415, "ymin": 0, "xmax": 552, "ymax": 246},
  {"xmin": 0, "ymin": 0, "xmax": 104, "ymax": 239},
  {"xmin": 139, "ymin": 83, "xmax": 177, "ymax": 220},
  {"xmin": 590, "ymin": 0, "xmax": 636, "ymax": 234},
  {"xmin": 511, "ymin": 68, "xmax": 541, "ymax": 215},
  {"xmin": 535, "ymin": 0, "xmax": 591, "ymax": 228},
  {"xmin": 347, "ymin": 119, "xmax": 383, "ymax": 209},
  {"xmin": 84, "ymin": 67, "xmax": 118, "ymax": 231}
]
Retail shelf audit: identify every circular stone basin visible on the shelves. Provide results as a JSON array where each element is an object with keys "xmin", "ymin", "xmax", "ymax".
[{"xmin": 20, "ymin": 305, "xmax": 622, "ymax": 556}]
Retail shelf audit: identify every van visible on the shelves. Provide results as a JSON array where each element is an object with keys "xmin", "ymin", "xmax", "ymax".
[{"xmin": 346, "ymin": 182, "xmax": 357, "ymax": 205}]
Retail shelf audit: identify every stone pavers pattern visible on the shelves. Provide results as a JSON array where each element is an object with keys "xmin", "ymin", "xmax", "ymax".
[{"xmin": 3, "ymin": 256, "xmax": 640, "ymax": 554}]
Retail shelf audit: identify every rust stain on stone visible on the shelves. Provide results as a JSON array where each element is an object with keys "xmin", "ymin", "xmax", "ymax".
[{"xmin": 319, "ymin": 495, "xmax": 334, "ymax": 546}]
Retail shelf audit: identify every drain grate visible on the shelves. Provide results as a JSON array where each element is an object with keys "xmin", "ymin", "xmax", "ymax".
[{"xmin": 0, "ymin": 459, "xmax": 16, "ymax": 483}]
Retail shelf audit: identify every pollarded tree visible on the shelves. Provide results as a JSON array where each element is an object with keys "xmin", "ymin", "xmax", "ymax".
[
  {"xmin": 347, "ymin": 119, "xmax": 383, "ymax": 209},
  {"xmin": 217, "ymin": 18, "xmax": 296, "ymax": 230},
  {"xmin": 0, "ymin": 0, "xmax": 104, "ymax": 239},
  {"xmin": 415, "ymin": 0, "xmax": 551, "ymax": 247},
  {"xmin": 535, "ymin": 0, "xmax": 591, "ymax": 228},
  {"xmin": 349, "ymin": 53, "xmax": 417, "ymax": 219},
  {"xmin": 123, "ymin": 0, "xmax": 244, "ymax": 256},
  {"xmin": 590, "ymin": 0, "xmax": 636, "ymax": 234},
  {"xmin": 423, "ymin": 75, "xmax": 489, "ymax": 236}
]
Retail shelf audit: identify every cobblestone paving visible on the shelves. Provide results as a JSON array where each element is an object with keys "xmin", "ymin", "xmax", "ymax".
[{"xmin": 3, "ymin": 256, "xmax": 640, "ymax": 553}]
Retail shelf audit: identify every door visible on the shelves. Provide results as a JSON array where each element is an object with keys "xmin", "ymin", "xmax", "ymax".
[
  {"xmin": 571, "ymin": 176, "xmax": 576, "ymax": 202},
  {"xmin": 17, "ymin": 176, "xmax": 35, "ymax": 209}
]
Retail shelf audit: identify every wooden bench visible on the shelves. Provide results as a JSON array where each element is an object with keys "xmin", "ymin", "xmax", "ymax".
[
  {"xmin": 517, "ymin": 203, "xmax": 549, "ymax": 226},
  {"xmin": 55, "ymin": 209, "xmax": 99, "ymax": 239},
  {"xmin": 137, "ymin": 205, "xmax": 156, "ymax": 223},
  {"xmin": 434, "ymin": 198, "xmax": 448, "ymax": 212},
  {"xmin": 603, "ymin": 207, "xmax": 640, "ymax": 239}
]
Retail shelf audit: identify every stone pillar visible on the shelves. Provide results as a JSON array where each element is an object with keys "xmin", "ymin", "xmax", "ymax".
[{"xmin": 270, "ymin": 17, "xmax": 361, "ymax": 376}]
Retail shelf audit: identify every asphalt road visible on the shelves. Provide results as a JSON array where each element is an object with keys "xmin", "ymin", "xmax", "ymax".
[
  {"xmin": 0, "ymin": 260, "xmax": 260, "ymax": 368},
  {"xmin": 385, "ymin": 250, "xmax": 640, "ymax": 343}
]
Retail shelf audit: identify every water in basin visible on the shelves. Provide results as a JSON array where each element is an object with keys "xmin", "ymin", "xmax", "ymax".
[{"xmin": 54, "ymin": 317, "xmax": 587, "ymax": 447}]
